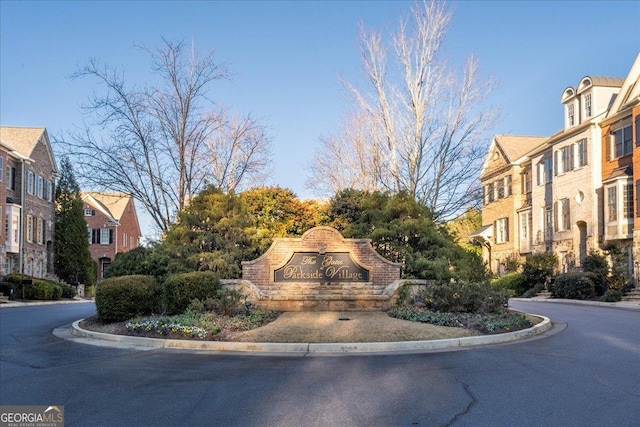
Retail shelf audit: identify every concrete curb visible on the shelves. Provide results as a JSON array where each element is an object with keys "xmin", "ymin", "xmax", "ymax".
[
  {"xmin": 0, "ymin": 299, "xmax": 94, "ymax": 308},
  {"xmin": 70, "ymin": 314, "xmax": 552, "ymax": 355},
  {"xmin": 511, "ymin": 298, "xmax": 640, "ymax": 310}
]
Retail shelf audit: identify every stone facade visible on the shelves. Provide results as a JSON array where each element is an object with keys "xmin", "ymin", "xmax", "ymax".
[{"xmin": 237, "ymin": 226, "xmax": 401, "ymax": 311}]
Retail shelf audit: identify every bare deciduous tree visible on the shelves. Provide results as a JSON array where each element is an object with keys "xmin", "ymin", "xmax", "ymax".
[
  {"xmin": 208, "ymin": 109, "xmax": 273, "ymax": 193},
  {"xmin": 57, "ymin": 39, "xmax": 272, "ymax": 233},
  {"xmin": 307, "ymin": 1, "xmax": 497, "ymax": 219}
]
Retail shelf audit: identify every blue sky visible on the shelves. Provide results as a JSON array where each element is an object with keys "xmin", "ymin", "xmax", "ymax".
[{"xmin": 1, "ymin": 1, "xmax": 639, "ymax": 238}]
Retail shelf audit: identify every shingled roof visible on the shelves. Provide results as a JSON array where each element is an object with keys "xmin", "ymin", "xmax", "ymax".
[
  {"xmin": 82, "ymin": 192, "xmax": 133, "ymax": 223},
  {"xmin": 493, "ymin": 135, "xmax": 548, "ymax": 163}
]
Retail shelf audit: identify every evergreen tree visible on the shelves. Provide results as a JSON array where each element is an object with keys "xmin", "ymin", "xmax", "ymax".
[{"xmin": 54, "ymin": 157, "xmax": 95, "ymax": 285}]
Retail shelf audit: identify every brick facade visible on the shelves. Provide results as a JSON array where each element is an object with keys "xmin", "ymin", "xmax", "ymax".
[
  {"xmin": 237, "ymin": 226, "xmax": 401, "ymax": 311},
  {"xmin": 0, "ymin": 127, "xmax": 57, "ymax": 278},
  {"xmin": 83, "ymin": 193, "xmax": 141, "ymax": 280}
]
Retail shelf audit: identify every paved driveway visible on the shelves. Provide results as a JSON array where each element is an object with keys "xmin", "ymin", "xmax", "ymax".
[{"xmin": 1, "ymin": 301, "xmax": 638, "ymax": 426}]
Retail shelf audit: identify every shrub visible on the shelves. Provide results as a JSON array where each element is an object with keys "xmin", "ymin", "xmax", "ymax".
[
  {"xmin": 419, "ymin": 281, "xmax": 509, "ymax": 314},
  {"xmin": 583, "ymin": 252, "xmax": 609, "ymax": 295},
  {"xmin": 95, "ymin": 275, "xmax": 163, "ymax": 322},
  {"xmin": 23, "ymin": 281, "xmax": 55, "ymax": 300},
  {"xmin": 85, "ymin": 284, "xmax": 95, "ymax": 298},
  {"xmin": 490, "ymin": 273, "xmax": 524, "ymax": 296},
  {"xmin": 163, "ymin": 271, "xmax": 221, "ymax": 315},
  {"xmin": 212, "ymin": 288, "xmax": 245, "ymax": 316},
  {"xmin": 59, "ymin": 283, "xmax": 77, "ymax": 298},
  {"xmin": 553, "ymin": 273, "xmax": 595, "ymax": 300},
  {"xmin": 600, "ymin": 289, "xmax": 622, "ymax": 302},
  {"xmin": 522, "ymin": 253, "xmax": 557, "ymax": 292}
]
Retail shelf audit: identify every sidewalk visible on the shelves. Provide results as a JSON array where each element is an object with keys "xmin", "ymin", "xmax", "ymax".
[{"xmin": 0, "ymin": 297, "xmax": 94, "ymax": 308}]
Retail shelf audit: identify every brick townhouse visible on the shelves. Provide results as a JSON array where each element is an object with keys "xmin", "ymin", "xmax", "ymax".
[
  {"xmin": 0, "ymin": 127, "xmax": 57, "ymax": 278},
  {"xmin": 474, "ymin": 53, "xmax": 640, "ymax": 276},
  {"xmin": 82, "ymin": 192, "xmax": 141, "ymax": 280}
]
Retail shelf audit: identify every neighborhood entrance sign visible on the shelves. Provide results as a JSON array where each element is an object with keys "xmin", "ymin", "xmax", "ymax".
[{"xmin": 274, "ymin": 252, "xmax": 369, "ymax": 283}]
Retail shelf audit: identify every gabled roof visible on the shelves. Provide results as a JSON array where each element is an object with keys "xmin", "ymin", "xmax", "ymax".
[
  {"xmin": 82, "ymin": 192, "xmax": 133, "ymax": 223},
  {"xmin": 605, "ymin": 53, "xmax": 640, "ymax": 118},
  {"xmin": 494, "ymin": 135, "xmax": 548, "ymax": 163},
  {"xmin": 0, "ymin": 126, "xmax": 59, "ymax": 174},
  {"xmin": 480, "ymin": 135, "xmax": 547, "ymax": 179}
]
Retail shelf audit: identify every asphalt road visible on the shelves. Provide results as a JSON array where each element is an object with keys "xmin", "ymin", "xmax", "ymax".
[{"xmin": 0, "ymin": 301, "xmax": 638, "ymax": 427}]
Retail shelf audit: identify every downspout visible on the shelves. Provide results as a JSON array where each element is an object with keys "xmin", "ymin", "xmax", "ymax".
[{"xmin": 19, "ymin": 158, "xmax": 25, "ymax": 276}]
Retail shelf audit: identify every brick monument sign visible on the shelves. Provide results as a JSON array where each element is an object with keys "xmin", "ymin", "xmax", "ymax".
[{"xmin": 233, "ymin": 226, "xmax": 402, "ymax": 311}]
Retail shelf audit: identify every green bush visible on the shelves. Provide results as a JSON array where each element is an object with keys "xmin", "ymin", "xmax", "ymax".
[
  {"xmin": 59, "ymin": 283, "xmax": 77, "ymax": 298},
  {"xmin": 419, "ymin": 281, "xmax": 509, "ymax": 314},
  {"xmin": 583, "ymin": 252, "xmax": 609, "ymax": 295},
  {"xmin": 163, "ymin": 271, "xmax": 221, "ymax": 315},
  {"xmin": 553, "ymin": 273, "xmax": 595, "ymax": 300},
  {"xmin": 600, "ymin": 289, "xmax": 622, "ymax": 302},
  {"xmin": 212, "ymin": 288, "xmax": 245, "ymax": 316},
  {"xmin": 95, "ymin": 275, "xmax": 163, "ymax": 322},
  {"xmin": 522, "ymin": 253, "xmax": 557, "ymax": 293},
  {"xmin": 85, "ymin": 284, "xmax": 95, "ymax": 298},
  {"xmin": 490, "ymin": 273, "xmax": 524, "ymax": 296}
]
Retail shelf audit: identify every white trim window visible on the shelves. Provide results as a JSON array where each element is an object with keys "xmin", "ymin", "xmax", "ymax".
[
  {"xmin": 538, "ymin": 156, "xmax": 553, "ymax": 185},
  {"xmin": 604, "ymin": 178, "xmax": 634, "ymax": 239},
  {"xmin": 612, "ymin": 125, "xmax": 632, "ymax": 158},
  {"xmin": 607, "ymin": 186, "xmax": 618, "ymax": 222},
  {"xmin": 554, "ymin": 198, "xmax": 571, "ymax": 232},
  {"xmin": 568, "ymin": 103, "xmax": 575, "ymax": 126},
  {"xmin": 26, "ymin": 215, "xmax": 34, "ymax": 243},
  {"xmin": 38, "ymin": 218, "xmax": 45, "ymax": 245},
  {"xmin": 494, "ymin": 218, "xmax": 509, "ymax": 244},
  {"xmin": 84, "ymin": 208, "xmax": 95, "ymax": 216},
  {"xmin": 544, "ymin": 205, "xmax": 553, "ymax": 241},
  {"xmin": 27, "ymin": 171, "xmax": 35, "ymax": 195},
  {"xmin": 555, "ymin": 145, "xmax": 574, "ymax": 175},
  {"xmin": 576, "ymin": 139, "xmax": 588, "ymax": 167},
  {"xmin": 584, "ymin": 94, "xmax": 592, "ymax": 118},
  {"xmin": 624, "ymin": 183, "xmax": 633, "ymax": 219},
  {"xmin": 36, "ymin": 175, "xmax": 44, "ymax": 198}
]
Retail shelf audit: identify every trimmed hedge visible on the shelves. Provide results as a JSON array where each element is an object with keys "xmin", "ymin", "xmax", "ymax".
[
  {"xmin": 95, "ymin": 275, "xmax": 164, "ymax": 322},
  {"xmin": 553, "ymin": 272, "xmax": 595, "ymax": 300},
  {"xmin": 164, "ymin": 271, "xmax": 221, "ymax": 315},
  {"xmin": 490, "ymin": 273, "xmax": 524, "ymax": 296},
  {"xmin": 2, "ymin": 275, "xmax": 74, "ymax": 300}
]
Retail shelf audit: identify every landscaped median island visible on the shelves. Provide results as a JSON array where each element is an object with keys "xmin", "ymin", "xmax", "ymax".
[{"xmin": 81, "ymin": 276, "xmax": 536, "ymax": 343}]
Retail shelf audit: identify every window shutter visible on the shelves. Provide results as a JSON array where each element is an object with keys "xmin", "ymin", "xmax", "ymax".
[
  {"xmin": 636, "ymin": 180, "xmax": 640, "ymax": 217},
  {"xmin": 109, "ymin": 229, "xmax": 114, "ymax": 244},
  {"xmin": 568, "ymin": 145, "xmax": 574, "ymax": 171},
  {"xmin": 584, "ymin": 141, "xmax": 588, "ymax": 165},
  {"xmin": 606, "ymin": 135, "xmax": 612, "ymax": 160},
  {"xmin": 554, "ymin": 151, "xmax": 559, "ymax": 176},
  {"xmin": 553, "ymin": 202, "xmax": 558, "ymax": 232},
  {"xmin": 635, "ymin": 115, "xmax": 640, "ymax": 146},
  {"xmin": 493, "ymin": 220, "xmax": 497, "ymax": 244},
  {"xmin": 505, "ymin": 218, "xmax": 509, "ymax": 242}
]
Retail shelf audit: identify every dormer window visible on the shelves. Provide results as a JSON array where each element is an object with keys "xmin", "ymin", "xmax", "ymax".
[
  {"xmin": 585, "ymin": 93, "xmax": 592, "ymax": 118},
  {"xmin": 568, "ymin": 104, "xmax": 575, "ymax": 126}
]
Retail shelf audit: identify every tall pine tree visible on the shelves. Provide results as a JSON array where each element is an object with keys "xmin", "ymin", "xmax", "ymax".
[{"xmin": 54, "ymin": 157, "xmax": 96, "ymax": 285}]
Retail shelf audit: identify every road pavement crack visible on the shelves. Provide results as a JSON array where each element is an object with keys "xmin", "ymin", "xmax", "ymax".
[{"xmin": 443, "ymin": 381, "xmax": 476, "ymax": 427}]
